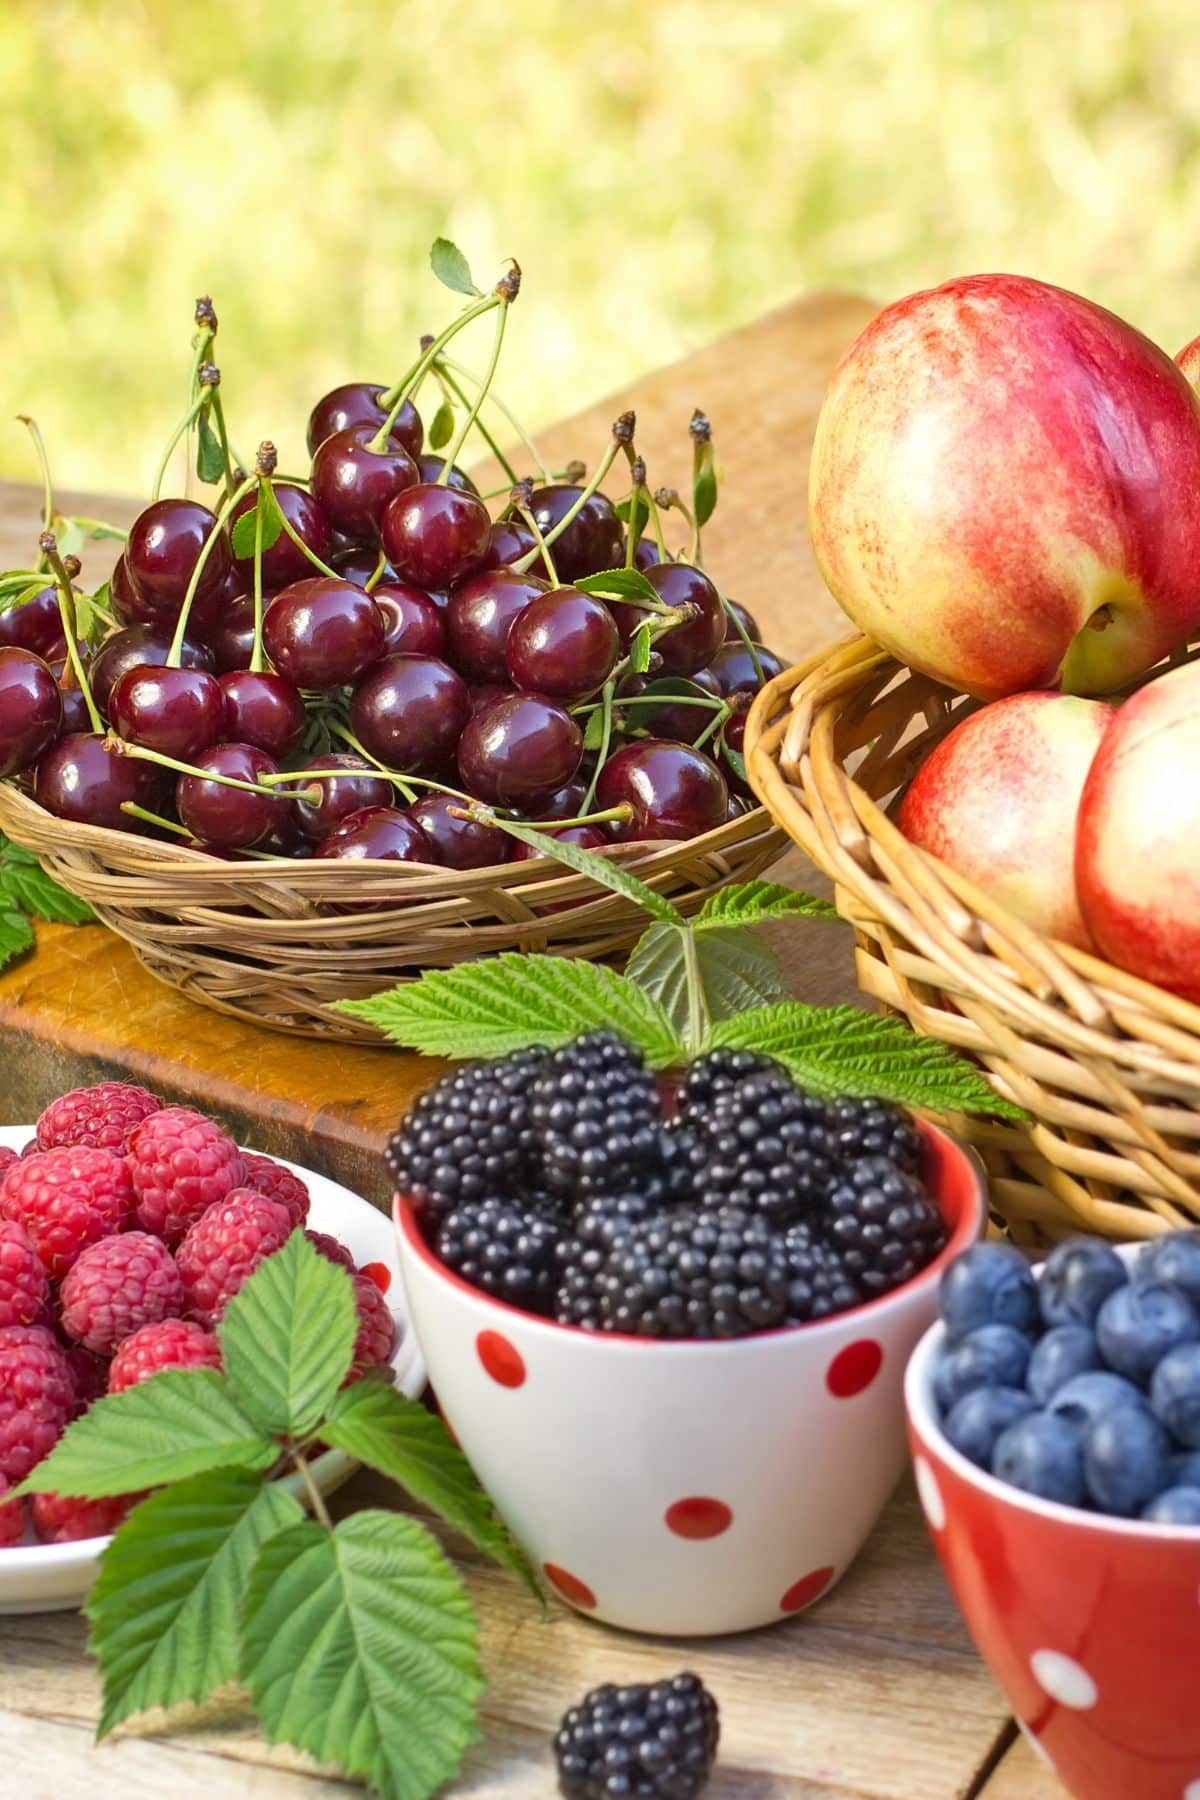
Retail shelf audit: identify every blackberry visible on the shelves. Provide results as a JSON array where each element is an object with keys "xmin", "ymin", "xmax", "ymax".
[
  {"xmin": 599, "ymin": 1203, "xmax": 790, "ymax": 1339},
  {"xmin": 826, "ymin": 1095, "xmax": 922, "ymax": 1174},
  {"xmin": 435, "ymin": 1196, "xmax": 559, "ymax": 1310},
  {"xmin": 677, "ymin": 1046, "xmax": 774, "ymax": 1113},
  {"xmin": 528, "ymin": 1033, "xmax": 661, "ymax": 1200},
  {"xmin": 781, "ymin": 1222, "xmax": 863, "ymax": 1322},
  {"xmin": 826, "ymin": 1156, "xmax": 945, "ymax": 1296},
  {"xmin": 385, "ymin": 1049, "xmax": 547, "ymax": 1228},
  {"xmin": 553, "ymin": 1189, "xmax": 658, "ymax": 1331},
  {"xmin": 681, "ymin": 1056, "xmax": 836, "ymax": 1224},
  {"xmin": 554, "ymin": 1672, "xmax": 719, "ymax": 1800}
]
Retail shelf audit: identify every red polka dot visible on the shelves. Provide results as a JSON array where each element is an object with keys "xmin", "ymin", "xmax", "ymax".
[
  {"xmin": 361, "ymin": 1260, "xmax": 392, "ymax": 1293},
  {"xmin": 826, "ymin": 1338, "xmax": 883, "ymax": 1398},
  {"xmin": 665, "ymin": 1496, "xmax": 733, "ymax": 1539},
  {"xmin": 476, "ymin": 1330, "xmax": 525, "ymax": 1388},
  {"xmin": 543, "ymin": 1563, "xmax": 597, "ymax": 1609},
  {"xmin": 780, "ymin": 1565, "xmax": 834, "ymax": 1613}
]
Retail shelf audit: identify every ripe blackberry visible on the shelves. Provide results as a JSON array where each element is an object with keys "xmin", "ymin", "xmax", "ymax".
[
  {"xmin": 781, "ymin": 1222, "xmax": 863, "ymax": 1323},
  {"xmin": 385, "ymin": 1049, "xmax": 546, "ymax": 1228},
  {"xmin": 435, "ymin": 1195, "xmax": 560, "ymax": 1310},
  {"xmin": 677, "ymin": 1046, "xmax": 773, "ymax": 1113},
  {"xmin": 826, "ymin": 1156, "xmax": 946, "ymax": 1296},
  {"xmin": 599, "ymin": 1203, "xmax": 790, "ymax": 1339},
  {"xmin": 529, "ymin": 1033, "xmax": 661, "ymax": 1200},
  {"xmin": 682, "ymin": 1057, "xmax": 835, "ymax": 1224},
  {"xmin": 553, "ymin": 1190, "xmax": 657, "ymax": 1330},
  {"xmin": 826, "ymin": 1095, "xmax": 922, "ymax": 1174},
  {"xmin": 554, "ymin": 1671, "xmax": 719, "ymax": 1800}
]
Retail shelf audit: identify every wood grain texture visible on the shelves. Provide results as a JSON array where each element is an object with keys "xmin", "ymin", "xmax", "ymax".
[{"xmin": 980, "ymin": 1733, "xmax": 1069, "ymax": 1798}]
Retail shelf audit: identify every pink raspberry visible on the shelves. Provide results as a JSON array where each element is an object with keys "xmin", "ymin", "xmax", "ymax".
[
  {"xmin": 60, "ymin": 1232, "xmax": 184, "ymax": 1355},
  {"xmin": 176, "ymin": 1190, "xmax": 293, "ymax": 1326},
  {"xmin": 36, "ymin": 1082, "xmax": 164, "ymax": 1154},
  {"xmin": 0, "ymin": 1477, "xmax": 26, "ymax": 1548},
  {"xmin": 127, "ymin": 1107, "xmax": 246, "ymax": 1245},
  {"xmin": 0, "ymin": 1324, "xmax": 74, "ymax": 1483},
  {"xmin": 61, "ymin": 1342, "xmax": 109, "ymax": 1417},
  {"xmin": 306, "ymin": 1229, "xmax": 355, "ymax": 1270},
  {"xmin": 349, "ymin": 1270, "xmax": 397, "ymax": 1379},
  {"xmin": 31, "ymin": 1490, "xmax": 138, "ymax": 1543},
  {"xmin": 240, "ymin": 1151, "xmax": 310, "ymax": 1227},
  {"xmin": 0, "ymin": 1148, "xmax": 133, "ymax": 1281},
  {"xmin": 0, "ymin": 1148, "xmax": 17, "ymax": 1179},
  {"xmin": 108, "ymin": 1318, "xmax": 221, "ymax": 1393},
  {"xmin": 0, "ymin": 1219, "xmax": 49, "ymax": 1329}
]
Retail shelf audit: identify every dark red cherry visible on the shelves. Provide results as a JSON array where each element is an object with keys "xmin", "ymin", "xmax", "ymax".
[
  {"xmin": 469, "ymin": 682, "xmax": 515, "ymax": 715},
  {"xmin": 231, "ymin": 482, "xmax": 333, "ymax": 590},
  {"xmin": 625, "ymin": 563, "xmax": 725, "ymax": 677},
  {"xmin": 705, "ymin": 639, "xmax": 784, "ymax": 697},
  {"xmin": 381, "ymin": 484, "xmax": 491, "ymax": 591},
  {"xmin": 333, "ymin": 546, "xmax": 397, "ymax": 589},
  {"xmin": 512, "ymin": 823, "xmax": 608, "ymax": 859},
  {"xmin": 57, "ymin": 678, "xmax": 93, "ymax": 736},
  {"xmin": 176, "ymin": 743, "xmax": 283, "ymax": 848},
  {"xmin": 595, "ymin": 739, "xmax": 727, "ymax": 841},
  {"xmin": 125, "ymin": 499, "xmax": 233, "ymax": 614},
  {"xmin": 218, "ymin": 670, "xmax": 306, "ymax": 758},
  {"xmin": 306, "ymin": 383, "xmax": 423, "ymax": 461},
  {"xmin": 478, "ymin": 518, "xmax": 538, "ymax": 573},
  {"xmin": 292, "ymin": 753, "xmax": 393, "ymax": 840},
  {"xmin": 723, "ymin": 597, "xmax": 762, "ymax": 643},
  {"xmin": 446, "ymin": 569, "xmax": 548, "ymax": 682},
  {"xmin": 314, "ymin": 806, "xmax": 431, "ymax": 864},
  {"xmin": 0, "ymin": 586, "xmax": 66, "ymax": 661},
  {"xmin": 457, "ymin": 694, "xmax": 582, "ymax": 806},
  {"xmin": 0, "ymin": 648, "xmax": 62, "ymax": 778},
  {"xmin": 505, "ymin": 586, "xmax": 618, "ymax": 702},
  {"xmin": 187, "ymin": 565, "xmax": 244, "ymax": 641},
  {"xmin": 627, "ymin": 667, "xmax": 722, "ymax": 746},
  {"xmin": 109, "ymin": 666, "xmax": 224, "ymax": 759},
  {"xmin": 372, "ymin": 583, "xmax": 446, "ymax": 659},
  {"xmin": 515, "ymin": 485, "xmax": 623, "ymax": 583},
  {"xmin": 310, "ymin": 425, "xmax": 419, "ymax": 542},
  {"xmin": 34, "ymin": 734, "xmax": 167, "ymax": 833},
  {"xmin": 207, "ymin": 594, "xmax": 260, "ymax": 674},
  {"xmin": 725, "ymin": 790, "xmax": 751, "ymax": 819},
  {"xmin": 408, "ymin": 792, "xmax": 511, "ymax": 869},
  {"xmin": 518, "ymin": 776, "xmax": 590, "ymax": 821},
  {"xmin": 93, "ymin": 625, "xmax": 214, "ymax": 712},
  {"xmin": 255, "ymin": 811, "xmax": 312, "ymax": 859},
  {"xmin": 632, "ymin": 537, "xmax": 662, "ymax": 572},
  {"xmin": 349, "ymin": 654, "xmax": 470, "ymax": 775},
  {"xmin": 416, "ymin": 456, "xmax": 479, "ymax": 494},
  {"xmin": 109, "ymin": 554, "xmax": 158, "ymax": 627},
  {"xmin": 263, "ymin": 579, "xmax": 385, "ymax": 689}
]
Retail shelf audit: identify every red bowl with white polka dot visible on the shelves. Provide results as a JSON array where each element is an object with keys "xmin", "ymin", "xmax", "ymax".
[
  {"xmin": 393, "ymin": 1118, "xmax": 985, "ymax": 1636},
  {"xmin": 906, "ymin": 1245, "xmax": 1200, "ymax": 1800}
]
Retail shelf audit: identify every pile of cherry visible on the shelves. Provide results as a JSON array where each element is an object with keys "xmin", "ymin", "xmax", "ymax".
[{"xmin": 0, "ymin": 382, "xmax": 779, "ymax": 864}]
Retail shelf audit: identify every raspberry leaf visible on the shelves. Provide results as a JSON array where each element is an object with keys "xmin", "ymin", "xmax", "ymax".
[
  {"xmin": 241, "ymin": 1509, "xmax": 483, "ymax": 1800},
  {"xmin": 627, "ymin": 920, "xmax": 790, "ymax": 1049},
  {"xmin": 0, "ymin": 905, "xmax": 34, "ymax": 971},
  {"xmin": 14, "ymin": 1369, "xmax": 277, "ymax": 1498},
  {"xmin": 220, "ymin": 1230, "xmax": 359, "ymax": 1437},
  {"xmin": 696, "ymin": 881, "xmax": 840, "ymax": 929},
  {"xmin": 0, "ymin": 838, "xmax": 94, "ymax": 925},
  {"xmin": 430, "ymin": 237, "xmax": 481, "ymax": 298},
  {"xmin": 87, "ymin": 1469, "xmax": 303, "ymax": 1739}
]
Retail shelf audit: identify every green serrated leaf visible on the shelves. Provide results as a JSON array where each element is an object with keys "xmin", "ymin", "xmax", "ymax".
[
  {"xmin": 614, "ymin": 492, "xmax": 652, "ymax": 540},
  {"xmin": 705, "ymin": 1003, "xmax": 1028, "ymax": 1119},
  {"xmin": 429, "ymin": 397, "xmax": 455, "ymax": 449},
  {"xmin": 629, "ymin": 621, "xmax": 652, "ymax": 674},
  {"xmin": 337, "ymin": 952, "xmax": 684, "ymax": 1068},
  {"xmin": 324, "ymin": 1381, "xmax": 536, "ymax": 1592},
  {"xmin": 582, "ymin": 707, "xmax": 607, "ymax": 752},
  {"xmin": 0, "ymin": 578, "xmax": 49, "ymax": 616},
  {"xmin": 56, "ymin": 515, "xmax": 127, "ymax": 543},
  {"xmin": 87, "ymin": 1469, "xmax": 302, "ymax": 1740},
  {"xmin": 491, "ymin": 815, "xmax": 684, "ymax": 924},
  {"xmin": 0, "ymin": 847, "xmax": 93, "ymax": 924},
  {"xmin": 0, "ymin": 907, "xmax": 34, "ymax": 971},
  {"xmin": 626, "ymin": 920, "xmax": 790, "ymax": 1040},
  {"xmin": 576, "ymin": 566, "xmax": 660, "ymax": 602},
  {"xmin": 195, "ymin": 402, "xmax": 225, "ymax": 485},
  {"xmin": 15, "ymin": 1369, "xmax": 276, "ymax": 1498},
  {"xmin": 430, "ymin": 237, "xmax": 481, "ymax": 298},
  {"xmin": 241, "ymin": 1509, "xmax": 483, "ymax": 1800},
  {"xmin": 230, "ymin": 482, "xmax": 285, "ymax": 559},
  {"xmin": 696, "ymin": 880, "xmax": 839, "ymax": 929},
  {"xmin": 220, "ymin": 1231, "xmax": 358, "ymax": 1437}
]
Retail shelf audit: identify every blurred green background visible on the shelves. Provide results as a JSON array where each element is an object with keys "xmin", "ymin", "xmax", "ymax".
[{"xmin": 3, "ymin": 0, "xmax": 1199, "ymax": 496}]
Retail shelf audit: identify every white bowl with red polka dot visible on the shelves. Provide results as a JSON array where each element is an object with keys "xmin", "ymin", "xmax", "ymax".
[
  {"xmin": 393, "ymin": 1118, "xmax": 985, "ymax": 1637},
  {"xmin": 906, "ymin": 1245, "xmax": 1200, "ymax": 1800}
]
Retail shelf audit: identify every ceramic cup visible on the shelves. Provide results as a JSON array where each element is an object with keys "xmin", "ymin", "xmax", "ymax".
[{"xmin": 394, "ymin": 1119, "xmax": 985, "ymax": 1636}]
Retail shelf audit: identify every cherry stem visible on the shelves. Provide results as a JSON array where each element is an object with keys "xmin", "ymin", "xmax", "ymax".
[
  {"xmin": 120, "ymin": 800, "xmax": 192, "ymax": 836},
  {"xmin": 18, "ymin": 417, "xmax": 54, "ymax": 543},
  {"xmin": 720, "ymin": 591, "xmax": 764, "ymax": 683},
  {"xmin": 692, "ymin": 700, "xmax": 732, "ymax": 754},
  {"xmin": 249, "ymin": 487, "xmax": 267, "ymax": 674},
  {"xmin": 184, "ymin": 315, "xmax": 216, "ymax": 502},
  {"xmin": 108, "ymin": 737, "xmax": 291, "ymax": 798},
  {"xmin": 511, "ymin": 424, "xmax": 629, "ymax": 576},
  {"xmin": 322, "ymin": 721, "xmax": 420, "ymax": 804},
  {"xmin": 364, "ymin": 546, "xmax": 389, "ymax": 593},
  {"xmin": 579, "ymin": 679, "xmax": 615, "ymax": 815},
  {"xmin": 209, "ymin": 390, "xmax": 238, "ymax": 502},
  {"xmin": 265, "ymin": 477, "xmax": 343, "ymax": 581},
  {"xmin": 153, "ymin": 391, "xmax": 208, "ymax": 504},
  {"xmin": 39, "ymin": 535, "xmax": 103, "ymax": 734},
  {"xmin": 373, "ymin": 294, "xmax": 500, "ymax": 452},
  {"xmin": 168, "ymin": 473, "xmax": 255, "ymax": 667},
  {"xmin": 657, "ymin": 488, "xmax": 699, "ymax": 565},
  {"xmin": 513, "ymin": 496, "xmax": 559, "ymax": 584},
  {"xmin": 621, "ymin": 447, "xmax": 669, "ymax": 560},
  {"xmin": 574, "ymin": 690, "xmax": 724, "ymax": 718},
  {"xmin": 434, "ymin": 352, "xmax": 550, "ymax": 479},
  {"xmin": 448, "ymin": 801, "xmax": 630, "ymax": 833},
  {"xmin": 437, "ymin": 300, "xmax": 511, "ymax": 485},
  {"xmin": 431, "ymin": 359, "xmax": 518, "ymax": 484}
]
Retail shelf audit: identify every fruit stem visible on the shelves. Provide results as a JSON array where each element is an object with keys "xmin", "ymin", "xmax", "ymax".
[
  {"xmin": 692, "ymin": 700, "xmax": 732, "ymax": 753},
  {"xmin": 249, "ymin": 485, "xmax": 267, "ymax": 675},
  {"xmin": 322, "ymin": 721, "xmax": 420, "ymax": 804},
  {"xmin": 431, "ymin": 358, "xmax": 518, "ymax": 483},
  {"xmin": 364, "ymin": 547, "xmax": 390, "ymax": 593},
  {"xmin": 120, "ymin": 801, "xmax": 192, "ymax": 836},
  {"xmin": 209, "ymin": 388, "xmax": 238, "ymax": 503},
  {"xmin": 167, "ymin": 472, "xmax": 256, "ymax": 667},
  {"xmin": 656, "ymin": 487, "xmax": 699, "ymax": 565},
  {"xmin": 435, "ymin": 351, "xmax": 550, "ymax": 479},
  {"xmin": 152, "ymin": 391, "xmax": 209, "ymax": 502},
  {"xmin": 39, "ymin": 534, "xmax": 103, "ymax": 734},
  {"xmin": 719, "ymin": 591, "xmax": 764, "ymax": 683},
  {"xmin": 17, "ymin": 417, "xmax": 55, "ymax": 543},
  {"xmin": 373, "ymin": 293, "xmax": 501, "ymax": 452},
  {"xmin": 184, "ymin": 299, "xmax": 217, "ymax": 501},
  {"xmin": 510, "ymin": 479, "xmax": 559, "ymax": 583},
  {"xmin": 578, "ymin": 679, "xmax": 615, "ymax": 815},
  {"xmin": 264, "ymin": 476, "xmax": 343, "ymax": 581},
  {"xmin": 107, "ymin": 738, "xmax": 289, "ymax": 797},
  {"xmin": 510, "ymin": 415, "xmax": 633, "ymax": 577},
  {"xmin": 436, "ymin": 291, "xmax": 513, "ymax": 486},
  {"xmin": 291, "ymin": 1445, "xmax": 333, "ymax": 1531},
  {"xmin": 574, "ymin": 690, "xmax": 724, "ymax": 718}
]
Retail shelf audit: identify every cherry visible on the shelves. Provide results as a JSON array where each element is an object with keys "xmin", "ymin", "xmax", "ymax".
[
  {"xmin": 408, "ymin": 792, "xmax": 511, "ymax": 869},
  {"xmin": 373, "ymin": 583, "xmax": 447, "ymax": 658},
  {"xmin": 512, "ymin": 823, "xmax": 608, "ymax": 858},
  {"xmin": 218, "ymin": 670, "xmax": 306, "ymax": 758},
  {"xmin": 0, "ymin": 587, "xmax": 66, "ymax": 661},
  {"xmin": 628, "ymin": 667, "xmax": 722, "ymax": 746},
  {"xmin": 632, "ymin": 537, "xmax": 662, "ymax": 571},
  {"xmin": 723, "ymin": 598, "xmax": 762, "ymax": 643},
  {"xmin": 231, "ymin": 482, "xmax": 333, "ymax": 589},
  {"xmin": 725, "ymin": 790, "xmax": 751, "ymax": 819},
  {"xmin": 310, "ymin": 425, "xmax": 419, "ymax": 542},
  {"xmin": 0, "ymin": 648, "xmax": 62, "ymax": 778},
  {"xmin": 292, "ymin": 753, "xmax": 393, "ymax": 840},
  {"xmin": 314, "ymin": 806, "xmax": 431, "ymax": 864},
  {"xmin": 457, "ymin": 694, "xmax": 583, "ymax": 806},
  {"xmin": 93, "ymin": 625, "xmax": 214, "ymax": 711},
  {"xmin": 479, "ymin": 518, "xmax": 538, "ymax": 572},
  {"xmin": 125, "ymin": 499, "xmax": 233, "ymax": 614},
  {"xmin": 349, "ymin": 653, "xmax": 470, "ymax": 774},
  {"xmin": 58, "ymin": 678, "xmax": 94, "ymax": 737},
  {"xmin": 206, "ymin": 594, "xmax": 260, "ymax": 674},
  {"xmin": 176, "ymin": 743, "xmax": 283, "ymax": 848},
  {"xmin": 333, "ymin": 546, "xmax": 397, "ymax": 589},
  {"xmin": 446, "ymin": 568, "xmax": 548, "ymax": 682},
  {"xmin": 255, "ymin": 812, "xmax": 313, "ymax": 859},
  {"xmin": 595, "ymin": 739, "xmax": 728, "ymax": 840},
  {"xmin": 505, "ymin": 585, "xmax": 619, "ymax": 702},
  {"xmin": 34, "ymin": 734, "xmax": 167, "ymax": 833},
  {"xmin": 628, "ymin": 562, "xmax": 725, "ymax": 676},
  {"xmin": 306, "ymin": 383, "xmax": 423, "ymax": 461},
  {"xmin": 109, "ymin": 666, "xmax": 224, "ymax": 759},
  {"xmin": 416, "ymin": 455, "xmax": 479, "ymax": 494},
  {"xmin": 381, "ymin": 484, "xmax": 491, "ymax": 590},
  {"xmin": 515, "ymin": 485, "xmax": 623, "ymax": 582},
  {"xmin": 262, "ymin": 579, "xmax": 385, "ymax": 689},
  {"xmin": 518, "ymin": 776, "xmax": 590, "ymax": 820},
  {"xmin": 469, "ymin": 681, "xmax": 515, "ymax": 715},
  {"xmin": 706, "ymin": 639, "xmax": 784, "ymax": 697}
]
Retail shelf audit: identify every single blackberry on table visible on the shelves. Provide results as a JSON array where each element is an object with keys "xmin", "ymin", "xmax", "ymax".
[
  {"xmin": 554, "ymin": 1671, "xmax": 719, "ymax": 1800},
  {"xmin": 780, "ymin": 1222, "xmax": 863, "ymax": 1323},
  {"xmin": 436, "ymin": 1196, "xmax": 560, "ymax": 1311},
  {"xmin": 599, "ymin": 1203, "xmax": 790, "ymax": 1339},
  {"xmin": 385, "ymin": 1048, "xmax": 547, "ymax": 1228},
  {"xmin": 826, "ymin": 1156, "xmax": 945, "ymax": 1296},
  {"xmin": 681, "ymin": 1057, "xmax": 836, "ymax": 1224},
  {"xmin": 826, "ymin": 1095, "xmax": 922, "ymax": 1174},
  {"xmin": 528, "ymin": 1033, "xmax": 661, "ymax": 1200}
]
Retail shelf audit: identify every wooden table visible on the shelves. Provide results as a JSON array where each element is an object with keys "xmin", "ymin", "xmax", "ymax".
[{"xmin": 0, "ymin": 294, "xmax": 1065, "ymax": 1797}]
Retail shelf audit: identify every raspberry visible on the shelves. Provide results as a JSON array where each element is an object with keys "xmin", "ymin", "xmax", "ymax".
[
  {"xmin": 0, "ymin": 1218, "xmax": 49, "ymax": 1329},
  {"xmin": 554, "ymin": 1672, "xmax": 719, "ymax": 1800},
  {"xmin": 0, "ymin": 1323, "xmax": 74, "ymax": 1482},
  {"xmin": 435, "ymin": 1196, "xmax": 559, "ymax": 1310},
  {"xmin": 36, "ymin": 1082, "xmax": 164, "ymax": 1154},
  {"xmin": 31, "ymin": 1491, "xmax": 138, "ymax": 1543},
  {"xmin": 127, "ymin": 1107, "xmax": 247, "ymax": 1245},
  {"xmin": 240, "ymin": 1151, "xmax": 310, "ymax": 1227},
  {"xmin": 0, "ymin": 1476, "xmax": 26, "ymax": 1547},
  {"xmin": 108, "ymin": 1318, "xmax": 221, "ymax": 1393},
  {"xmin": 0, "ymin": 1147, "xmax": 133, "ymax": 1280},
  {"xmin": 528, "ymin": 1033, "xmax": 661, "ymax": 1200},
  {"xmin": 61, "ymin": 1342, "xmax": 109, "ymax": 1416},
  {"xmin": 306, "ymin": 1229, "xmax": 356, "ymax": 1270},
  {"xmin": 350, "ymin": 1270, "xmax": 397, "ymax": 1377},
  {"xmin": 385, "ymin": 1047, "xmax": 546, "ymax": 1227},
  {"xmin": 60, "ymin": 1232, "xmax": 185, "ymax": 1354},
  {"xmin": 0, "ymin": 1147, "xmax": 18, "ymax": 1179},
  {"xmin": 176, "ymin": 1190, "xmax": 293, "ymax": 1326}
]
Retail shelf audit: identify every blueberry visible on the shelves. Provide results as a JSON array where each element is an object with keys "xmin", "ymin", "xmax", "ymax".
[
  {"xmin": 1095, "ymin": 1282, "xmax": 1200, "ymax": 1386},
  {"xmin": 1141, "ymin": 1485, "xmax": 1200, "ymax": 1526},
  {"xmin": 1026, "ymin": 1325, "xmax": 1099, "ymax": 1405},
  {"xmin": 1171, "ymin": 1449, "xmax": 1200, "ymax": 1487},
  {"xmin": 939, "ymin": 1243, "xmax": 1038, "ymax": 1339},
  {"xmin": 943, "ymin": 1385, "xmax": 1036, "ymax": 1468},
  {"xmin": 1038, "ymin": 1237, "xmax": 1127, "ymax": 1329},
  {"xmin": 1136, "ymin": 1231, "xmax": 1200, "ymax": 1306},
  {"xmin": 1150, "ymin": 1342, "xmax": 1200, "ymax": 1448},
  {"xmin": 1048, "ymin": 1370, "xmax": 1147, "ymax": 1429},
  {"xmin": 933, "ymin": 1325, "xmax": 1032, "ymax": 1413},
  {"xmin": 992, "ymin": 1410, "xmax": 1086, "ymax": 1506},
  {"xmin": 1084, "ymin": 1406, "xmax": 1171, "ymax": 1516}
]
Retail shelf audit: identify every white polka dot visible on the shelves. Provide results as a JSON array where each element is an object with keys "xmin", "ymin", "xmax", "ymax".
[
  {"xmin": 1183, "ymin": 1782, "xmax": 1200, "ymax": 1800},
  {"xmin": 1019, "ymin": 1721, "xmax": 1052, "ymax": 1766},
  {"xmin": 914, "ymin": 1455, "xmax": 946, "ymax": 1530},
  {"xmin": 1030, "ymin": 1649, "xmax": 1098, "ymax": 1711}
]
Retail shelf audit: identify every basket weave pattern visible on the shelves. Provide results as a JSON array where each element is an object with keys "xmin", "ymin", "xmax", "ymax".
[{"xmin": 746, "ymin": 632, "xmax": 1200, "ymax": 1245}]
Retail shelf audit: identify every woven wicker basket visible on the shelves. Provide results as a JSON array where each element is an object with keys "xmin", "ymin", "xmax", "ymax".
[
  {"xmin": 745, "ymin": 631, "xmax": 1200, "ymax": 1246},
  {"xmin": 0, "ymin": 779, "xmax": 785, "ymax": 1041}
]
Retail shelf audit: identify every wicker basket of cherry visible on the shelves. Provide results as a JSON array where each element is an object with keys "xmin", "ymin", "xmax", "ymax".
[{"xmin": 0, "ymin": 245, "xmax": 785, "ymax": 1039}]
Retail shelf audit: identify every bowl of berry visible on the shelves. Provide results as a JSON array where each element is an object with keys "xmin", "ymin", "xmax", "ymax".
[
  {"xmin": 907, "ymin": 1232, "xmax": 1200, "ymax": 1800},
  {"xmin": 388, "ymin": 1031, "xmax": 985, "ymax": 1636}
]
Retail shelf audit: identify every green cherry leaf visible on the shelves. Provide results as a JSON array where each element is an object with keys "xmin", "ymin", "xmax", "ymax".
[
  {"xmin": 629, "ymin": 621, "xmax": 653, "ymax": 674},
  {"xmin": 230, "ymin": 483, "xmax": 285, "ymax": 559},
  {"xmin": 195, "ymin": 403, "xmax": 225, "ymax": 485},
  {"xmin": 576, "ymin": 566, "xmax": 660, "ymax": 603},
  {"xmin": 430, "ymin": 237, "xmax": 482, "ymax": 298},
  {"xmin": 429, "ymin": 397, "xmax": 455, "ymax": 449}
]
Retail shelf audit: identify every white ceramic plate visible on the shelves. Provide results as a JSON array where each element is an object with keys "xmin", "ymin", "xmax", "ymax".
[{"xmin": 0, "ymin": 1126, "xmax": 425, "ymax": 1613}]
